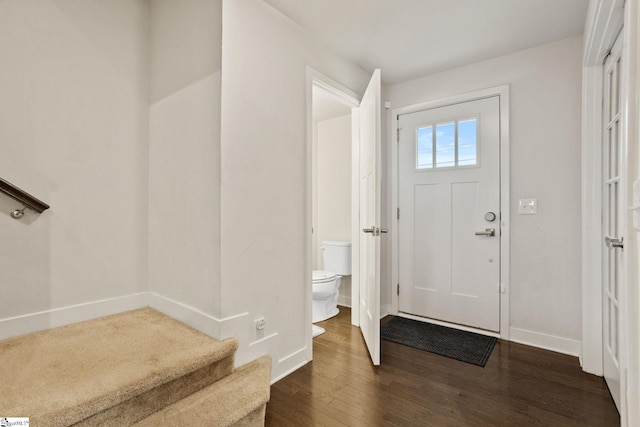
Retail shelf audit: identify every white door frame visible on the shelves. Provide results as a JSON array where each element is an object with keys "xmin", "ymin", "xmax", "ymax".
[
  {"xmin": 305, "ymin": 67, "xmax": 361, "ymax": 361},
  {"xmin": 390, "ymin": 85, "xmax": 510, "ymax": 338},
  {"xmin": 581, "ymin": 0, "xmax": 625, "ymax": 377},
  {"xmin": 582, "ymin": 1, "xmax": 639, "ymax": 426}
]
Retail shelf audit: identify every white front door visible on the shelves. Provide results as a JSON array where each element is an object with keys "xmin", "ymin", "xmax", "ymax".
[
  {"xmin": 358, "ymin": 70, "xmax": 382, "ymax": 365},
  {"xmin": 398, "ymin": 96, "xmax": 500, "ymax": 332},
  {"xmin": 602, "ymin": 32, "xmax": 624, "ymax": 412}
]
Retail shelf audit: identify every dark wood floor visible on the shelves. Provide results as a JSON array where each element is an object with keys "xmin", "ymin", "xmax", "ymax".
[{"xmin": 265, "ymin": 308, "xmax": 619, "ymax": 426}]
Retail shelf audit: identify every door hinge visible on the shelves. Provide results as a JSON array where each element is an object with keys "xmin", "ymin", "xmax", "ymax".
[
  {"xmin": 397, "ymin": 283, "xmax": 400, "ymax": 296},
  {"xmin": 397, "ymin": 207, "xmax": 400, "ymax": 220},
  {"xmin": 397, "ymin": 127, "xmax": 400, "ymax": 143}
]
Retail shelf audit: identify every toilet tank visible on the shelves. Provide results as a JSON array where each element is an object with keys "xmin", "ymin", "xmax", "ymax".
[{"xmin": 322, "ymin": 240, "xmax": 352, "ymax": 275}]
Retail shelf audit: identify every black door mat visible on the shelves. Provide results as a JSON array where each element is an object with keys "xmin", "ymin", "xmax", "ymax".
[{"xmin": 381, "ymin": 316, "xmax": 497, "ymax": 367}]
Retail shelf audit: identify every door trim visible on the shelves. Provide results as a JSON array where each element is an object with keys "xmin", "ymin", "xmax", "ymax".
[{"xmin": 390, "ymin": 85, "xmax": 510, "ymax": 339}]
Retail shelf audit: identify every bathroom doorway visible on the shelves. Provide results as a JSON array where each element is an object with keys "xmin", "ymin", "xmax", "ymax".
[
  {"xmin": 306, "ymin": 69, "xmax": 384, "ymax": 365},
  {"xmin": 305, "ymin": 70, "xmax": 361, "ymax": 360},
  {"xmin": 312, "ymin": 85, "xmax": 353, "ymax": 315}
]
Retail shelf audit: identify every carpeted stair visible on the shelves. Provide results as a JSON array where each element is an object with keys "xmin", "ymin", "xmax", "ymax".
[
  {"xmin": 0, "ymin": 307, "xmax": 271, "ymax": 427},
  {"xmin": 134, "ymin": 355, "xmax": 271, "ymax": 426}
]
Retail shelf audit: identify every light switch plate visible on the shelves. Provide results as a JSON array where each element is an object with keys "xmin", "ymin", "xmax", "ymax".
[{"xmin": 518, "ymin": 198, "xmax": 538, "ymax": 215}]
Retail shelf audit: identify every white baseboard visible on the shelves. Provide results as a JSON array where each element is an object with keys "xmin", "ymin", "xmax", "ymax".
[
  {"xmin": 146, "ymin": 292, "xmax": 226, "ymax": 338},
  {"xmin": 0, "ymin": 293, "xmax": 147, "ymax": 340},
  {"xmin": 509, "ymin": 327, "xmax": 581, "ymax": 357},
  {"xmin": 220, "ymin": 310, "xmax": 268, "ymax": 368},
  {"xmin": 146, "ymin": 293, "xmax": 282, "ymax": 375},
  {"xmin": 0, "ymin": 292, "xmax": 312, "ymax": 385},
  {"xmin": 271, "ymin": 347, "xmax": 309, "ymax": 384},
  {"xmin": 0, "ymin": 292, "xmax": 231, "ymax": 343},
  {"xmin": 337, "ymin": 295, "xmax": 352, "ymax": 307},
  {"xmin": 380, "ymin": 304, "xmax": 391, "ymax": 319}
]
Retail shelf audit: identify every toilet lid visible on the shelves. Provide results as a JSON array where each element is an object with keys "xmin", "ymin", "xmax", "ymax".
[{"xmin": 312, "ymin": 270, "xmax": 337, "ymax": 283}]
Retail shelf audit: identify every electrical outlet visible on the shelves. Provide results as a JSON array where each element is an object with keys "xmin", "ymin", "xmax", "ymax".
[{"xmin": 255, "ymin": 317, "xmax": 266, "ymax": 331}]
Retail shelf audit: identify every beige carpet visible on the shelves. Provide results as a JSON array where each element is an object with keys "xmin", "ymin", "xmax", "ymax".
[
  {"xmin": 134, "ymin": 355, "xmax": 272, "ymax": 426},
  {"xmin": 0, "ymin": 307, "xmax": 239, "ymax": 426}
]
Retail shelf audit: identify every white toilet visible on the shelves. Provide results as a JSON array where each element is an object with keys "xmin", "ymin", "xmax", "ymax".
[{"xmin": 313, "ymin": 240, "xmax": 352, "ymax": 324}]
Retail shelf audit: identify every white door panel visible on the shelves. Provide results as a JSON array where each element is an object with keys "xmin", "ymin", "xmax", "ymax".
[
  {"xmin": 398, "ymin": 96, "xmax": 500, "ymax": 332},
  {"xmin": 452, "ymin": 181, "xmax": 482, "ymax": 298},
  {"xmin": 358, "ymin": 70, "xmax": 381, "ymax": 365}
]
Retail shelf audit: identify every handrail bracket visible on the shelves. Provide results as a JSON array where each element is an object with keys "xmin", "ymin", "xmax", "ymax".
[{"xmin": 0, "ymin": 177, "xmax": 50, "ymax": 219}]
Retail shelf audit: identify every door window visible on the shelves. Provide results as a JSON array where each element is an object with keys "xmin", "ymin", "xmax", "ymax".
[{"xmin": 416, "ymin": 118, "xmax": 478, "ymax": 170}]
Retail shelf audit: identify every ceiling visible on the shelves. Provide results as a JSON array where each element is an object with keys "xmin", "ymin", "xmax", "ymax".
[{"xmin": 264, "ymin": 0, "xmax": 590, "ymax": 85}]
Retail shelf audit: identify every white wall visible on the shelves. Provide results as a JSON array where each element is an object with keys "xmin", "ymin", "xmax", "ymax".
[
  {"xmin": 0, "ymin": 0, "xmax": 150, "ymax": 336},
  {"xmin": 316, "ymin": 114, "xmax": 352, "ymax": 304},
  {"xmin": 0, "ymin": 0, "xmax": 369, "ymax": 381},
  {"xmin": 387, "ymin": 36, "xmax": 584, "ymax": 352},
  {"xmin": 150, "ymin": 0, "xmax": 222, "ymax": 104},
  {"xmin": 148, "ymin": 0, "xmax": 222, "ymax": 319},
  {"xmin": 220, "ymin": 0, "xmax": 369, "ymax": 378}
]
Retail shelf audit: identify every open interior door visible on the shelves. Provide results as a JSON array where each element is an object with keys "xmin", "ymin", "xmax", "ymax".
[
  {"xmin": 602, "ymin": 31, "xmax": 624, "ymax": 413},
  {"xmin": 358, "ymin": 69, "xmax": 382, "ymax": 365}
]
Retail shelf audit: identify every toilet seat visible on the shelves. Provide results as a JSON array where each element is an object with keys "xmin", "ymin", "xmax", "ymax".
[{"xmin": 312, "ymin": 270, "xmax": 337, "ymax": 283}]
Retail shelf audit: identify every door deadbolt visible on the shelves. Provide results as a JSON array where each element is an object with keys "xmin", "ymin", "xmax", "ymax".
[{"xmin": 484, "ymin": 212, "xmax": 497, "ymax": 222}]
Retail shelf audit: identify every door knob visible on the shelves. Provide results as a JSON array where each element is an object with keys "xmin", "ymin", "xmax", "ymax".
[
  {"xmin": 605, "ymin": 236, "xmax": 624, "ymax": 249},
  {"xmin": 363, "ymin": 227, "xmax": 375, "ymax": 234},
  {"xmin": 475, "ymin": 228, "xmax": 495, "ymax": 237}
]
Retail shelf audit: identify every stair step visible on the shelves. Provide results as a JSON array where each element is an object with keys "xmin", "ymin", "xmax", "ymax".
[
  {"xmin": 0, "ymin": 307, "xmax": 238, "ymax": 426},
  {"xmin": 134, "ymin": 355, "xmax": 272, "ymax": 427}
]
